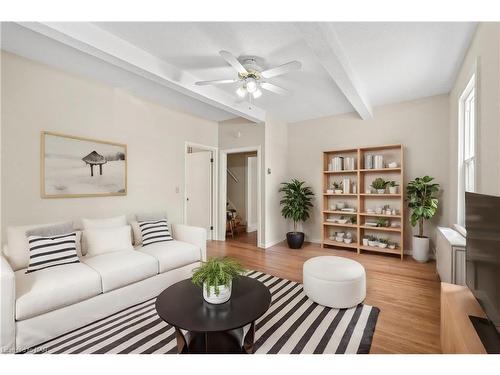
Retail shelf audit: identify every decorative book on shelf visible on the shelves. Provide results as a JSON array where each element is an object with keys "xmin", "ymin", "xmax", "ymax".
[{"xmin": 322, "ymin": 144, "xmax": 404, "ymax": 260}]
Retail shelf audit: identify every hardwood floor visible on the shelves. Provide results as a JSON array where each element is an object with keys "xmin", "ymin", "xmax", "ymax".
[
  {"xmin": 207, "ymin": 239, "xmax": 441, "ymax": 354},
  {"xmin": 226, "ymin": 230, "xmax": 257, "ymax": 246}
]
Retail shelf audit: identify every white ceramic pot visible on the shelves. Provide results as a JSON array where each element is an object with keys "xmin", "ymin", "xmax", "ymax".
[
  {"xmin": 203, "ymin": 280, "xmax": 232, "ymax": 304},
  {"xmin": 362, "ymin": 238, "xmax": 369, "ymax": 246},
  {"xmin": 344, "ymin": 238, "xmax": 352, "ymax": 244},
  {"xmin": 335, "ymin": 189, "xmax": 343, "ymax": 194},
  {"xmin": 377, "ymin": 189, "xmax": 386, "ymax": 194},
  {"xmin": 389, "ymin": 186, "xmax": 398, "ymax": 194},
  {"xmin": 378, "ymin": 243, "xmax": 388, "ymax": 248},
  {"xmin": 368, "ymin": 240, "xmax": 378, "ymax": 247},
  {"xmin": 412, "ymin": 236, "xmax": 430, "ymax": 262}
]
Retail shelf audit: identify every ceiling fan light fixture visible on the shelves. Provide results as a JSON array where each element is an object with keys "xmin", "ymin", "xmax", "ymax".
[
  {"xmin": 252, "ymin": 88, "xmax": 262, "ymax": 99},
  {"xmin": 246, "ymin": 78, "xmax": 257, "ymax": 93},
  {"xmin": 236, "ymin": 86, "xmax": 247, "ymax": 98}
]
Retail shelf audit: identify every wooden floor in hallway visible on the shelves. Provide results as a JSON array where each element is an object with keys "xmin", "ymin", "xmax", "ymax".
[
  {"xmin": 207, "ymin": 239, "xmax": 442, "ymax": 354},
  {"xmin": 225, "ymin": 230, "xmax": 257, "ymax": 246}
]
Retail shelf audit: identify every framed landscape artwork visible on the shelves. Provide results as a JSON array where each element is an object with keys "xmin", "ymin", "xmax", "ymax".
[{"xmin": 41, "ymin": 131, "xmax": 127, "ymax": 198}]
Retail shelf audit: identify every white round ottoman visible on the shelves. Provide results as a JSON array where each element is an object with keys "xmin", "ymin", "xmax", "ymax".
[{"xmin": 303, "ymin": 256, "xmax": 366, "ymax": 308}]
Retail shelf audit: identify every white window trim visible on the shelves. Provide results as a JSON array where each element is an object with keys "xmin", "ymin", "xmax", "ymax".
[{"xmin": 457, "ymin": 73, "xmax": 477, "ymax": 226}]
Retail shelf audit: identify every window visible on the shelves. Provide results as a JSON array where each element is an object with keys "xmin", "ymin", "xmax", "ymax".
[{"xmin": 457, "ymin": 74, "xmax": 476, "ymax": 226}]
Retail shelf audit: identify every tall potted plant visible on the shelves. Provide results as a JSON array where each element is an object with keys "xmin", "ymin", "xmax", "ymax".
[
  {"xmin": 406, "ymin": 176, "xmax": 440, "ymax": 262},
  {"xmin": 279, "ymin": 179, "xmax": 314, "ymax": 249}
]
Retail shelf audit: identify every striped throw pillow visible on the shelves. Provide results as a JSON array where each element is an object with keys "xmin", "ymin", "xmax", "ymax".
[
  {"xmin": 139, "ymin": 220, "xmax": 173, "ymax": 246},
  {"xmin": 26, "ymin": 232, "xmax": 80, "ymax": 274}
]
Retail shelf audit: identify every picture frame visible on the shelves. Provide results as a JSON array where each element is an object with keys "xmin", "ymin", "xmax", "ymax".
[{"xmin": 41, "ymin": 131, "xmax": 127, "ymax": 198}]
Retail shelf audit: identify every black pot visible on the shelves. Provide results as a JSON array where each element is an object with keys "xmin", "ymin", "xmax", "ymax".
[{"xmin": 286, "ymin": 232, "xmax": 305, "ymax": 249}]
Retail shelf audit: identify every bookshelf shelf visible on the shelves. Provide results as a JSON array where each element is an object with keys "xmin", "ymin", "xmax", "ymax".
[{"xmin": 322, "ymin": 144, "xmax": 404, "ymax": 260}]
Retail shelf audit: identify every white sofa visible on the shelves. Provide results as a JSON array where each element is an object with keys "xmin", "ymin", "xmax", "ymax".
[{"xmin": 0, "ymin": 223, "xmax": 206, "ymax": 353}]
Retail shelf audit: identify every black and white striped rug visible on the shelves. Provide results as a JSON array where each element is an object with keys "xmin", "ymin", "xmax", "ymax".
[{"xmin": 24, "ymin": 270, "xmax": 379, "ymax": 354}]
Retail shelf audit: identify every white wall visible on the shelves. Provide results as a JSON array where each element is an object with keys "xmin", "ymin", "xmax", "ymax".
[
  {"xmin": 448, "ymin": 23, "xmax": 500, "ymax": 225},
  {"xmin": 264, "ymin": 114, "xmax": 289, "ymax": 248},
  {"xmin": 288, "ymin": 95, "xmax": 450, "ymax": 251},
  {"xmin": 218, "ymin": 117, "xmax": 265, "ymax": 150},
  {"xmin": 1, "ymin": 51, "xmax": 218, "ymax": 237}
]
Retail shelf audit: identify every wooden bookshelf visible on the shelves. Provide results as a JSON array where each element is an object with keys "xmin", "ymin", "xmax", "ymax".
[{"xmin": 322, "ymin": 144, "xmax": 404, "ymax": 260}]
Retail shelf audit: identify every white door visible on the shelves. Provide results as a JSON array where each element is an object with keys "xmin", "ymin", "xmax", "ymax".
[
  {"xmin": 186, "ymin": 151, "xmax": 212, "ymax": 238},
  {"xmin": 246, "ymin": 155, "xmax": 258, "ymax": 232}
]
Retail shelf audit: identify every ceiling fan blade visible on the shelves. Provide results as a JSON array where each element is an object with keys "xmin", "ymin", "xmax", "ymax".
[
  {"xmin": 261, "ymin": 82, "xmax": 289, "ymax": 95},
  {"xmin": 195, "ymin": 79, "xmax": 238, "ymax": 86},
  {"xmin": 261, "ymin": 61, "xmax": 302, "ymax": 79},
  {"xmin": 219, "ymin": 50, "xmax": 248, "ymax": 75}
]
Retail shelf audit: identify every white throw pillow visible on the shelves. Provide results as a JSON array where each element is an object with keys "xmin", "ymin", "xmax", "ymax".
[
  {"xmin": 85, "ymin": 225, "xmax": 133, "ymax": 257},
  {"xmin": 82, "ymin": 215, "xmax": 127, "ymax": 230},
  {"xmin": 81, "ymin": 215, "xmax": 128, "ymax": 255}
]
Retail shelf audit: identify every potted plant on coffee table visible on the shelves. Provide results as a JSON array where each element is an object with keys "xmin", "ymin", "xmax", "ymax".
[
  {"xmin": 279, "ymin": 179, "xmax": 314, "ymax": 249},
  {"xmin": 406, "ymin": 176, "xmax": 440, "ymax": 262},
  {"xmin": 192, "ymin": 257, "xmax": 245, "ymax": 304}
]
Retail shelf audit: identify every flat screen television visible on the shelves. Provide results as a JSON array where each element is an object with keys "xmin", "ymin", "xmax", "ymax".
[{"xmin": 465, "ymin": 192, "xmax": 500, "ymax": 337}]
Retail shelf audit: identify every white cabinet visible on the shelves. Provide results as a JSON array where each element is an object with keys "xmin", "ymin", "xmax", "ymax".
[{"xmin": 436, "ymin": 227, "xmax": 466, "ymax": 285}]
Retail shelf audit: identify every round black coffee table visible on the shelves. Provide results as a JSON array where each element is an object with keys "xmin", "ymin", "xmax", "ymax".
[{"xmin": 156, "ymin": 275, "xmax": 271, "ymax": 354}]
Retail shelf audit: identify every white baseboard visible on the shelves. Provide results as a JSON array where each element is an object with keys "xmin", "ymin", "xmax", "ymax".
[
  {"xmin": 264, "ymin": 238, "xmax": 285, "ymax": 249},
  {"xmin": 246, "ymin": 223, "xmax": 257, "ymax": 233}
]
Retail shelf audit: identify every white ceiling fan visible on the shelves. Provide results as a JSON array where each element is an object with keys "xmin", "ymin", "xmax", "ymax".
[{"xmin": 195, "ymin": 50, "xmax": 301, "ymax": 99}]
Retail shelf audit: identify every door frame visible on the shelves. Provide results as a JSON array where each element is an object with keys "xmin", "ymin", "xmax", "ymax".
[
  {"xmin": 246, "ymin": 155, "xmax": 258, "ymax": 233},
  {"xmin": 184, "ymin": 142, "xmax": 218, "ymax": 240},
  {"xmin": 219, "ymin": 146, "xmax": 263, "ymax": 248}
]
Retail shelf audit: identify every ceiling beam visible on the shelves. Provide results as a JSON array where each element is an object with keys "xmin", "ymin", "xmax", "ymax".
[
  {"xmin": 295, "ymin": 23, "xmax": 373, "ymax": 120},
  {"xmin": 17, "ymin": 22, "xmax": 266, "ymax": 123}
]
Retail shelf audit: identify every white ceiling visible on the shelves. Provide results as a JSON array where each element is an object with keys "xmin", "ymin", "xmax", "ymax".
[{"xmin": 2, "ymin": 22, "xmax": 477, "ymax": 123}]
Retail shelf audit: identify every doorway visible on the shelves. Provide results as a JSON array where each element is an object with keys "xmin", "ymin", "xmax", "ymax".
[
  {"xmin": 184, "ymin": 142, "xmax": 218, "ymax": 240},
  {"xmin": 219, "ymin": 147, "xmax": 263, "ymax": 248}
]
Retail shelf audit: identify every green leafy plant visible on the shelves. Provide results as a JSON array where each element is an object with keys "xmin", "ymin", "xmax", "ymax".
[
  {"xmin": 349, "ymin": 216, "xmax": 357, "ymax": 224},
  {"xmin": 378, "ymin": 238, "xmax": 390, "ymax": 245},
  {"xmin": 388, "ymin": 181, "xmax": 398, "ymax": 187},
  {"xmin": 192, "ymin": 257, "xmax": 245, "ymax": 296},
  {"xmin": 279, "ymin": 179, "xmax": 315, "ymax": 231},
  {"xmin": 406, "ymin": 176, "xmax": 440, "ymax": 238},
  {"xmin": 368, "ymin": 235, "xmax": 378, "ymax": 241},
  {"xmin": 371, "ymin": 178, "xmax": 388, "ymax": 190},
  {"xmin": 376, "ymin": 218, "xmax": 389, "ymax": 227},
  {"xmin": 331, "ymin": 181, "xmax": 341, "ymax": 189}
]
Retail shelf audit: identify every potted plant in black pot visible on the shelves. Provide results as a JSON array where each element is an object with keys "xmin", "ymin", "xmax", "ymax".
[{"xmin": 279, "ymin": 179, "xmax": 314, "ymax": 249}]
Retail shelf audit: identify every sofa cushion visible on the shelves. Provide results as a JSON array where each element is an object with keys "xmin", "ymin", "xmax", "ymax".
[
  {"xmin": 82, "ymin": 250, "xmax": 157, "ymax": 293},
  {"xmin": 15, "ymin": 262, "xmax": 102, "ymax": 320},
  {"xmin": 137, "ymin": 240, "xmax": 201, "ymax": 274},
  {"xmin": 135, "ymin": 211, "xmax": 167, "ymax": 222}
]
